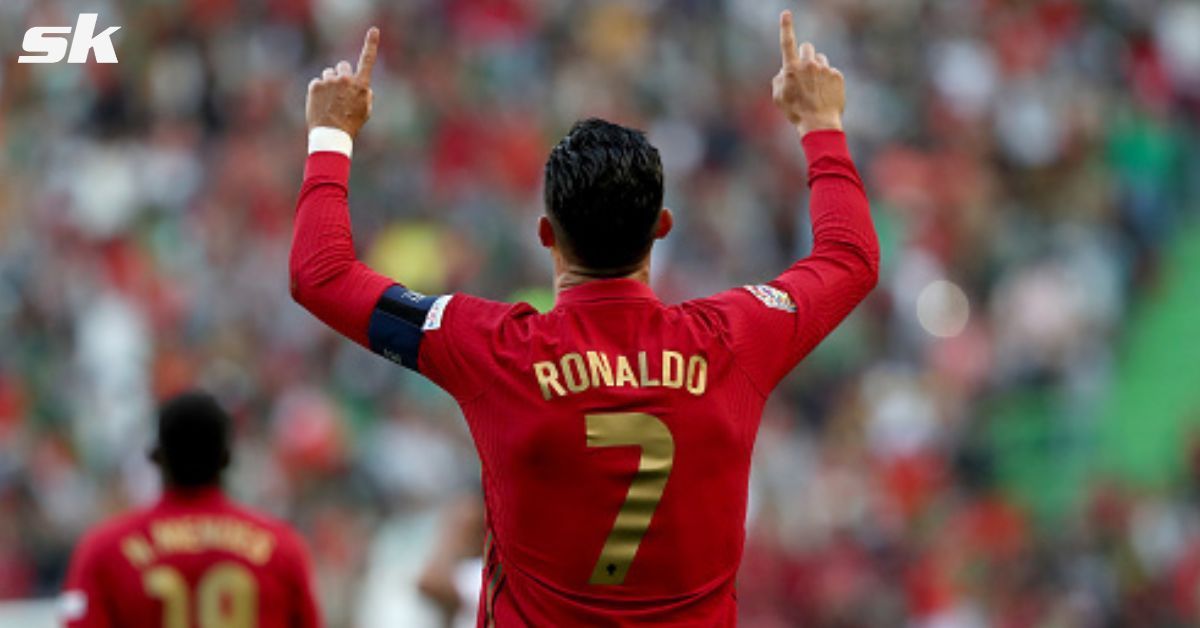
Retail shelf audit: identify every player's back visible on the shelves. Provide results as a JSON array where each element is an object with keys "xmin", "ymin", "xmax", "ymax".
[
  {"xmin": 421, "ymin": 279, "xmax": 811, "ymax": 626},
  {"xmin": 62, "ymin": 488, "xmax": 319, "ymax": 628},
  {"xmin": 293, "ymin": 126, "xmax": 878, "ymax": 625}
]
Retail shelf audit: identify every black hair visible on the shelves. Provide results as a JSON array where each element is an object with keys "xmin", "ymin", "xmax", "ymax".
[
  {"xmin": 153, "ymin": 391, "xmax": 232, "ymax": 488},
  {"xmin": 544, "ymin": 118, "xmax": 664, "ymax": 273}
]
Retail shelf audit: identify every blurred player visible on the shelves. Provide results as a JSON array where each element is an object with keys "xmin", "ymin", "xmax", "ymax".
[
  {"xmin": 292, "ymin": 11, "xmax": 877, "ymax": 626},
  {"xmin": 417, "ymin": 495, "xmax": 486, "ymax": 628},
  {"xmin": 59, "ymin": 392, "xmax": 321, "ymax": 628}
]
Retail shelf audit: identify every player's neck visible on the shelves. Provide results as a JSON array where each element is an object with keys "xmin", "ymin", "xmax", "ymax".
[
  {"xmin": 162, "ymin": 482, "xmax": 225, "ymax": 501},
  {"xmin": 555, "ymin": 262, "xmax": 650, "ymax": 293}
]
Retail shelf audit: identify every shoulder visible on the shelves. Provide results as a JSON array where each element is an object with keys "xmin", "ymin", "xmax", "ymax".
[
  {"xmin": 76, "ymin": 508, "xmax": 152, "ymax": 552},
  {"xmin": 679, "ymin": 284, "xmax": 797, "ymax": 321},
  {"xmin": 223, "ymin": 502, "xmax": 310, "ymax": 558},
  {"xmin": 68, "ymin": 508, "xmax": 154, "ymax": 577},
  {"xmin": 434, "ymin": 293, "xmax": 544, "ymax": 343},
  {"xmin": 222, "ymin": 500, "xmax": 293, "ymax": 535},
  {"xmin": 443, "ymin": 293, "xmax": 539, "ymax": 326}
]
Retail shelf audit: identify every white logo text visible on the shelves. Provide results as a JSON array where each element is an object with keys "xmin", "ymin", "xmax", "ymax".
[{"xmin": 19, "ymin": 14, "xmax": 120, "ymax": 64}]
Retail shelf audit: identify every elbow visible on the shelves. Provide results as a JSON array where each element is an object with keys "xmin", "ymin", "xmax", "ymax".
[
  {"xmin": 289, "ymin": 272, "xmax": 307, "ymax": 307},
  {"xmin": 861, "ymin": 241, "xmax": 881, "ymax": 293},
  {"xmin": 853, "ymin": 249, "xmax": 881, "ymax": 304},
  {"xmin": 288, "ymin": 249, "xmax": 330, "ymax": 308},
  {"xmin": 288, "ymin": 245, "xmax": 360, "ymax": 309},
  {"xmin": 416, "ymin": 567, "xmax": 461, "ymax": 615},
  {"xmin": 288, "ymin": 251, "xmax": 309, "ymax": 306},
  {"xmin": 815, "ymin": 236, "xmax": 881, "ymax": 297},
  {"xmin": 846, "ymin": 223, "xmax": 882, "ymax": 295}
]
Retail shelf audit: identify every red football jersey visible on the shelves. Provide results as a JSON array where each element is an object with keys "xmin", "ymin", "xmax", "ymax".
[
  {"xmin": 290, "ymin": 130, "xmax": 878, "ymax": 626},
  {"xmin": 60, "ymin": 488, "xmax": 321, "ymax": 628}
]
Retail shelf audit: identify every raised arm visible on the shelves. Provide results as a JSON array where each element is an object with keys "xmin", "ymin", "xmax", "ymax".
[
  {"xmin": 290, "ymin": 27, "xmax": 390, "ymax": 348},
  {"xmin": 292, "ymin": 27, "xmax": 516, "ymax": 389},
  {"xmin": 771, "ymin": 10, "xmax": 879, "ymax": 337},
  {"xmin": 688, "ymin": 12, "xmax": 879, "ymax": 393}
]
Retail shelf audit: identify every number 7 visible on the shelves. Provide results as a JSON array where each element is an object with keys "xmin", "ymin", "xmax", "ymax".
[{"xmin": 586, "ymin": 412, "xmax": 675, "ymax": 585}]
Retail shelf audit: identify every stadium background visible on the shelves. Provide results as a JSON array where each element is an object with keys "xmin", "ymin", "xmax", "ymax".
[{"xmin": 1, "ymin": 0, "xmax": 1198, "ymax": 625}]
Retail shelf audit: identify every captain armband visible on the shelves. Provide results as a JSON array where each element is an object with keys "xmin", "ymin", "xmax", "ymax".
[{"xmin": 367, "ymin": 286, "xmax": 453, "ymax": 370}]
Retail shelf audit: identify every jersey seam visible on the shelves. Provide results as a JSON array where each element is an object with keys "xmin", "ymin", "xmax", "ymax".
[
  {"xmin": 442, "ymin": 296, "xmax": 492, "ymax": 406},
  {"xmin": 410, "ymin": 292, "xmax": 475, "ymax": 403},
  {"xmin": 550, "ymin": 297, "xmax": 660, "ymax": 314},
  {"xmin": 727, "ymin": 344, "xmax": 771, "ymax": 401},
  {"xmin": 457, "ymin": 382, "xmax": 490, "ymax": 408},
  {"xmin": 685, "ymin": 300, "xmax": 771, "ymax": 401}
]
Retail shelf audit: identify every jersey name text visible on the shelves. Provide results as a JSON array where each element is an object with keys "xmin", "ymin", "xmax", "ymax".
[
  {"xmin": 533, "ymin": 350, "xmax": 707, "ymax": 400},
  {"xmin": 119, "ymin": 516, "xmax": 277, "ymax": 568}
]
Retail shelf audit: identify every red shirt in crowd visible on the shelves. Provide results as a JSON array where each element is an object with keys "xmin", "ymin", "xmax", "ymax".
[{"xmin": 61, "ymin": 487, "xmax": 321, "ymax": 628}]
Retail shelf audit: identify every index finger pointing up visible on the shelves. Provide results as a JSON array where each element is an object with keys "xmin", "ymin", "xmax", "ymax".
[
  {"xmin": 356, "ymin": 26, "xmax": 380, "ymax": 83},
  {"xmin": 780, "ymin": 11, "xmax": 799, "ymax": 65}
]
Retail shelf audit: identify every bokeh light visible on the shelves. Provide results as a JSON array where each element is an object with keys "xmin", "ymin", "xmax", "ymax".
[{"xmin": 916, "ymin": 280, "xmax": 970, "ymax": 338}]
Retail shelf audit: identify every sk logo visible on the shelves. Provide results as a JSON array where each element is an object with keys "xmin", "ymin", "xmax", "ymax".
[{"xmin": 19, "ymin": 14, "xmax": 120, "ymax": 64}]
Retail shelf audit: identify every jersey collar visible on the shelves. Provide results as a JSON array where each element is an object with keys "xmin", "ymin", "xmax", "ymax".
[
  {"xmin": 159, "ymin": 485, "xmax": 227, "ymax": 507},
  {"xmin": 554, "ymin": 278, "xmax": 659, "ymax": 308}
]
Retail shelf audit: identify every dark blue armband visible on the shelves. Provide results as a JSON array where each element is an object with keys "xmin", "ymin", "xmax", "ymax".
[{"xmin": 367, "ymin": 285, "xmax": 451, "ymax": 371}]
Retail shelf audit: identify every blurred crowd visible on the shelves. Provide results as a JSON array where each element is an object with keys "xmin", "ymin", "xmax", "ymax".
[{"xmin": 1, "ymin": 0, "xmax": 1198, "ymax": 626}]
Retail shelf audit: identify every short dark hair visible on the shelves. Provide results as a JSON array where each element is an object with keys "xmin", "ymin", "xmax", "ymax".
[
  {"xmin": 544, "ymin": 118, "xmax": 664, "ymax": 273},
  {"xmin": 154, "ymin": 391, "xmax": 232, "ymax": 488}
]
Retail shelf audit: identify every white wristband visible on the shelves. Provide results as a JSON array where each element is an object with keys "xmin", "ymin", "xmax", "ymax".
[{"xmin": 308, "ymin": 127, "xmax": 353, "ymax": 157}]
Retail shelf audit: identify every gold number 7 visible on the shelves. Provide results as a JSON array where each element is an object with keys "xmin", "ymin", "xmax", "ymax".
[{"xmin": 586, "ymin": 412, "xmax": 675, "ymax": 585}]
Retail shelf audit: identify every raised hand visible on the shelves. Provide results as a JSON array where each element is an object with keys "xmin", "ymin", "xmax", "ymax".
[
  {"xmin": 772, "ymin": 11, "xmax": 844, "ymax": 135},
  {"xmin": 306, "ymin": 27, "xmax": 379, "ymax": 137}
]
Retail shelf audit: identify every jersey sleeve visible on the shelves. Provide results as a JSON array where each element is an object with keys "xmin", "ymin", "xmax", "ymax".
[
  {"xmin": 290, "ymin": 151, "xmax": 397, "ymax": 348},
  {"xmin": 59, "ymin": 532, "xmax": 113, "ymax": 628},
  {"xmin": 366, "ymin": 288, "xmax": 532, "ymax": 401},
  {"xmin": 291, "ymin": 149, "xmax": 524, "ymax": 402},
  {"xmin": 414, "ymin": 294, "xmax": 534, "ymax": 402},
  {"xmin": 686, "ymin": 130, "xmax": 880, "ymax": 394}
]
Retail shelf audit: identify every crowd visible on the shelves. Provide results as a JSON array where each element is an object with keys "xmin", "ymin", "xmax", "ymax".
[{"xmin": 1, "ymin": 0, "xmax": 1198, "ymax": 625}]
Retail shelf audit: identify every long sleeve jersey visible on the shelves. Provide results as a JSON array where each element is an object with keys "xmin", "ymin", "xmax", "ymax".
[{"xmin": 290, "ymin": 129, "xmax": 879, "ymax": 627}]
